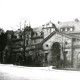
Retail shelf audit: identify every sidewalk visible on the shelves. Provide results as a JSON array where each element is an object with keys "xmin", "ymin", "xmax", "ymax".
[{"xmin": 52, "ymin": 67, "xmax": 80, "ymax": 71}]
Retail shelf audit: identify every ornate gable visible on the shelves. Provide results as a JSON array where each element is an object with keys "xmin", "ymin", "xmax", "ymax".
[{"xmin": 42, "ymin": 32, "xmax": 72, "ymax": 50}]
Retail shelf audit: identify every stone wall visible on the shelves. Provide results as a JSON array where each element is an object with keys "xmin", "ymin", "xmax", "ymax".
[{"xmin": 73, "ymin": 48, "xmax": 80, "ymax": 68}]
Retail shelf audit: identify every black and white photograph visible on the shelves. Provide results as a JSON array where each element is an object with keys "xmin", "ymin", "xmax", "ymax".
[{"xmin": 0, "ymin": 0, "xmax": 80, "ymax": 80}]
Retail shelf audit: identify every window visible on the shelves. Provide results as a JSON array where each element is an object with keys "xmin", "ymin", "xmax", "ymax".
[
  {"xmin": 70, "ymin": 27, "xmax": 74, "ymax": 31},
  {"xmin": 65, "ymin": 28, "xmax": 67, "ymax": 31},
  {"xmin": 31, "ymin": 32, "xmax": 34, "ymax": 36},
  {"xmin": 36, "ymin": 33, "xmax": 37, "ymax": 36},
  {"xmin": 19, "ymin": 34, "xmax": 22, "ymax": 39},
  {"xmin": 46, "ymin": 44, "xmax": 48, "ymax": 47},
  {"xmin": 34, "ymin": 40, "xmax": 37, "ymax": 43},
  {"xmin": 51, "ymin": 28, "xmax": 55, "ymax": 32},
  {"xmin": 73, "ymin": 38, "xmax": 76, "ymax": 41},
  {"xmin": 70, "ymin": 28, "xmax": 72, "ymax": 31},
  {"xmin": 45, "ymin": 53, "xmax": 48, "ymax": 62},
  {"xmin": 41, "ymin": 32, "xmax": 43, "ymax": 36},
  {"xmin": 49, "ymin": 23, "xmax": 52, "ymax": 27},
  {"xmin": 26, "ymin": 40, "xmax": 28, "ymax": 45},
  {"xmin": 77, "ymin": 39, "xmax": 80, "ymax": 42},
  {"xmin": 60, "ymin": 28, "xmax": 65, "ymax": 31},
  {"xmin": 60, "ymin": 28, "xmax": 63, "ymax": 31},
  {"xmin": 41, "ymin": 33, "xmax": 43, "ymax": 36}
]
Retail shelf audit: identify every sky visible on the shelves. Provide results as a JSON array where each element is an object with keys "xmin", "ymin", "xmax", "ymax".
[{"xmin": 0, "ymin": 0, "xmax": 80, "ymax": 31}]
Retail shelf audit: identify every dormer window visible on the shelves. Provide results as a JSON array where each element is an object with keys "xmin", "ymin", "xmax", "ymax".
[
  {"xmin": 60, "ymin": 26, "xmax": 74, "ymax": 32},
  {"xmin": 70, "ymin": 28, "xmax": 73, "ymax": 31},
  {"xmin": 70, "ymin": 27, "xmax": 74, "ymax": 31},
  {"xmin": 60, "ymin": 28, "xmax": 65, "ymax": 31},
  {"xmin": 60, "ymin": 28, "xmax": 63, "ymax": 31},
  {"xmin": 65, "ymin": 28, "xmax": 67, "ymax": 31}
]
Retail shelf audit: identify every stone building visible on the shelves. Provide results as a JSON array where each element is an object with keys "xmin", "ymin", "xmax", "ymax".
[
  {"xmin": 24, "ymin": 19, "xmax": 80, "ymax": 68},
  {"xmin": 4, "ymin": 19, "xmax": 80, "ymax": 68},
  {"xmin": 4, "ymin": 30, "xmax": 23, "ymax": 64}
]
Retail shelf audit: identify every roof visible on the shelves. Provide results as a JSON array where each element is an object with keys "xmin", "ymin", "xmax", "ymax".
[
  {"xmin": 33, "ymin": 27, "xmax": 43, "ymax": 33},
  {"xmin": 66, "ymin": 31, "xmax": 80, "ymax": 34},
  {"xmin": 40, "ymin": 31, "xmax": 80, "ymax": 44},
  {"xmin": 56, "ymin": 19, "xmax": 80, "ymax": 32},
  {"xmin": 26, "ymin": 30, "xmax": 80, "ymax": 48}
]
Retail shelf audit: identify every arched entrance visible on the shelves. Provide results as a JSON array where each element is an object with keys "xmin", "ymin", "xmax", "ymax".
[{"xmin": 51, "ymin": 42, "xmax": 61, "ymax": 68}]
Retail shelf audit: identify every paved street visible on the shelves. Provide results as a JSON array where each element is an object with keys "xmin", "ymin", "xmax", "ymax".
[{"xmin": 0, "ymin": 64, "xmax": 80, "ymax": 80}]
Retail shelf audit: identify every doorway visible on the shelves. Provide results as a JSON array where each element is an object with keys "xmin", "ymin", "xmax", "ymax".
[{"xmin": 51, "ymin": 42, "xmax": 61, "ymax": 68}]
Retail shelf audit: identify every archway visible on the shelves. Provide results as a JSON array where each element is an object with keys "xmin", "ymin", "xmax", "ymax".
[{"xmin": 51, "ymin": 42, "xmax": 61, "ymax": 68}]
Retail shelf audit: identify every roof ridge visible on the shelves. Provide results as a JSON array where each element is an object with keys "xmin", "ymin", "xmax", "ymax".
[
  {"xmin": 40, "ymin": 31, "xmax": 56, "ymax": 44},
  {"xmin": 40, "ymin": 31, "xmax": 80, "ymax": 44}
]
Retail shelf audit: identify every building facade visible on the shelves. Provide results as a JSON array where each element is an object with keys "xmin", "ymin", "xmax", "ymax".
[
  {"xmin": 4, "ymin": 19, "xmax": 80, "ymax": 68},
  {"xmin": 23, "ymin": 19, "xmax": 80, "ymax": 68}
]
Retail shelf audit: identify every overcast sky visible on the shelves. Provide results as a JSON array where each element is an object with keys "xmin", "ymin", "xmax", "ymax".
[{"xmin": 0, "ymin": 0, "xmax": 80, "ymax": 31}]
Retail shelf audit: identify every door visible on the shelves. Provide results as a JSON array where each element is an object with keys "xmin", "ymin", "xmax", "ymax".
[{"xmin": 51, "ymin": 42, "xmax": 61, "ymax": 68}]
